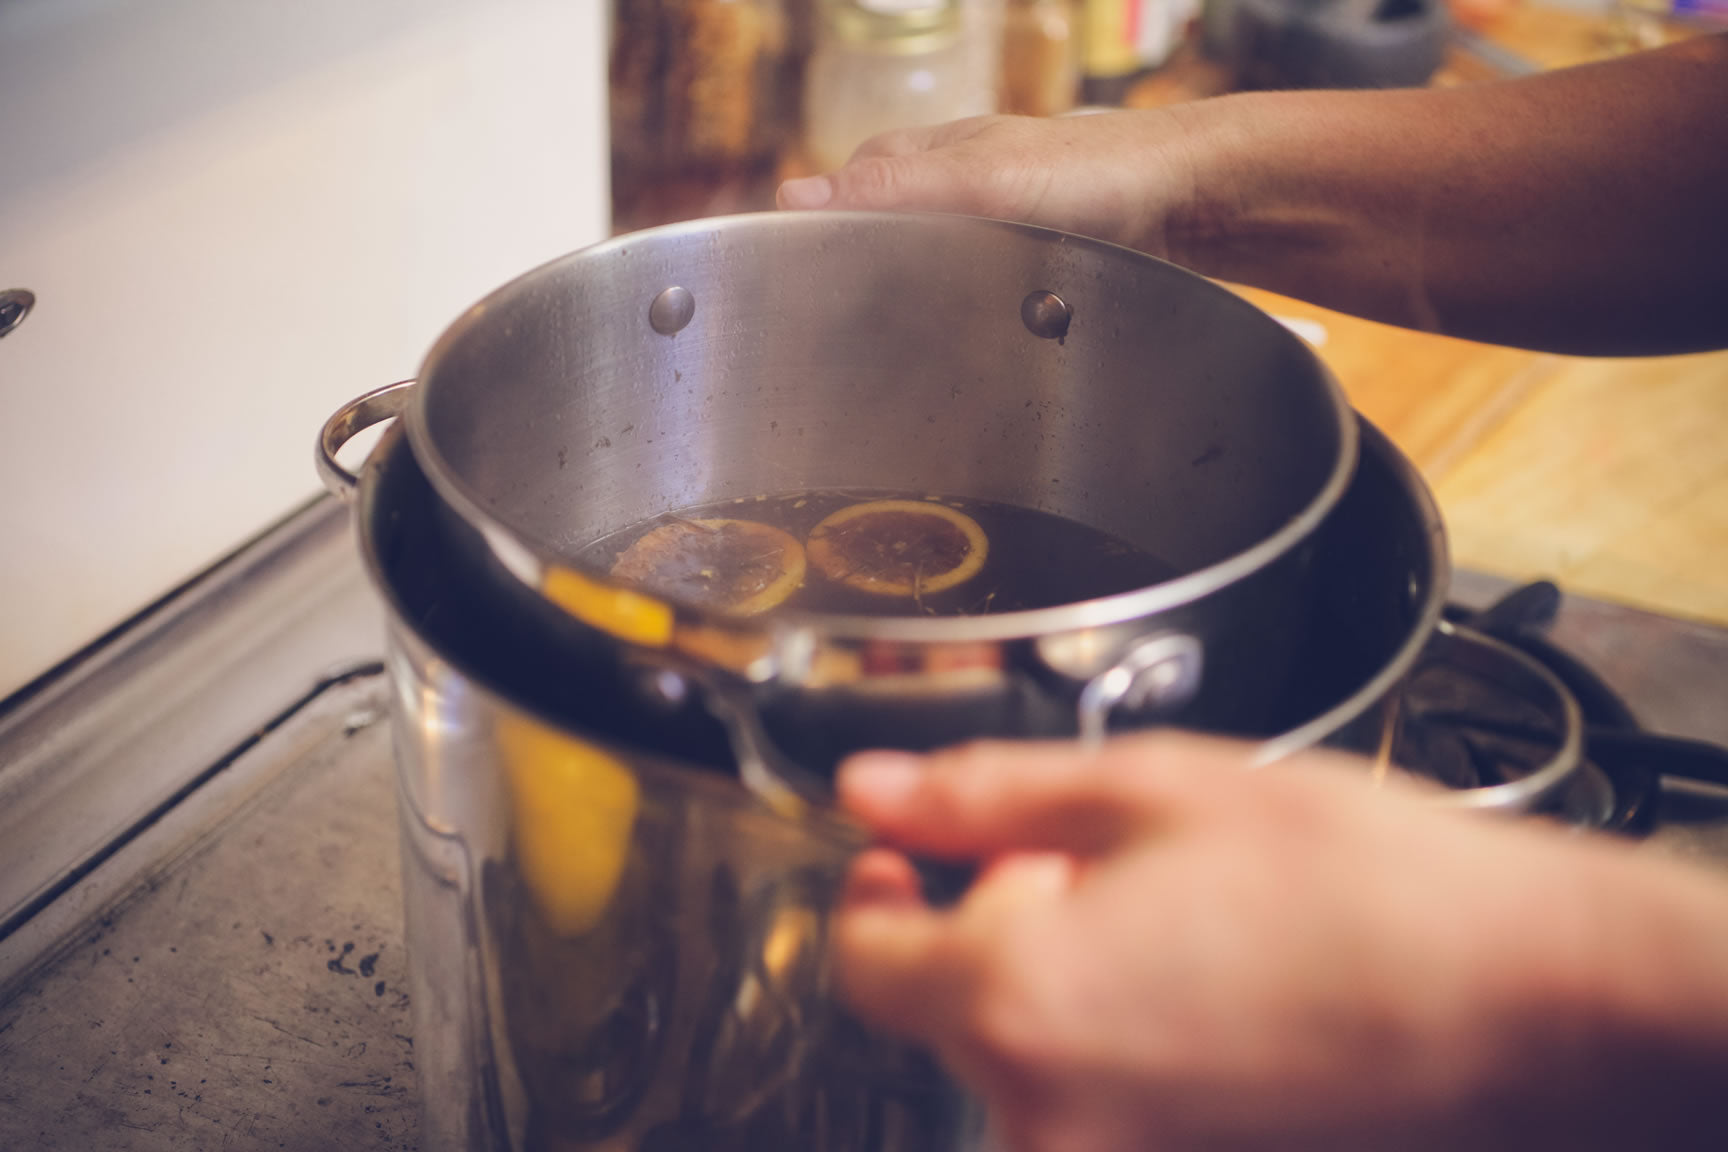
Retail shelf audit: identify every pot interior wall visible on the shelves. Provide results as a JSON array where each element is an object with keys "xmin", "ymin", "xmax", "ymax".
[{"xmin": 416, "ymin": 213, "xmax": 1347, "ymax": 574}]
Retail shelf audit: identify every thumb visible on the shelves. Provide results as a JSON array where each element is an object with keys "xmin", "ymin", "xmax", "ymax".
[
  {"xmin": 777, "ymin": 149, "xmax": 982, "ymax": 215},
  {"xmin": 777, "ymin": 119, "xmax": 993, "ymax": 213}
]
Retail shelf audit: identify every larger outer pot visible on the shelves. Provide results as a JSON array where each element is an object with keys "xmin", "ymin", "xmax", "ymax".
[
  {"xmin": 343, "ymin": 408, "xmax": 1584, "ymax": 1151},
  {"xmin": 320, "ymin": 211, "xmax": 1359, "ymax": 809}
]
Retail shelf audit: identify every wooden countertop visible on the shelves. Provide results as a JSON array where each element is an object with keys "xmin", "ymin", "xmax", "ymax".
[{"xmin": 1234, "ymin": 287, "xmax": 1728, "ymax": 627}]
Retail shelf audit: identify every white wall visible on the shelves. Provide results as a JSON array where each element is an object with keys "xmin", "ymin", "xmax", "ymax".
[{"xmin": 0, "ymin": 0, "xmax": 611, "ymax": 698}]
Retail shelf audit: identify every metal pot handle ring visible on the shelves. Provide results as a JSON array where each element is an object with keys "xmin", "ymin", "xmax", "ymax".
[
  {"xmin": 1077, "ymin": 633, "xmax": 1205, "ymax": 746},
  {"xmin": 1419, "ymin": 620, "xmax": 1585, "ymax": 814},
  {"xmin": 316, "ymin": 379, "xmax": 417, "ymax": 501}
]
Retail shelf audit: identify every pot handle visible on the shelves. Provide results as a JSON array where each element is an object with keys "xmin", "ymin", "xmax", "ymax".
[
  {"xmin": 1077, "ymin": 633, "xmax": 1204, "ymax": 746},
  {"xmin": 696, "ymin": 681, "xmax": 839, "ymax": 824},
  {"xmin": 1417, "ymin": 621, "xmax": 1585, "ymax": 814},
  {"xmin": 316, "ymin": 379, "xmax": 416, "ymax": 501}
]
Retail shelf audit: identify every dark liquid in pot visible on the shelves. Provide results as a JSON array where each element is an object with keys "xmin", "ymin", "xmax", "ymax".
[{"xmin": 574, "ymin": 489, "xmax": 1181, "ymax": 616}]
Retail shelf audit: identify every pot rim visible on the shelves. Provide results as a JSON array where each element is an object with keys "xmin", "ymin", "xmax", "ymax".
[
  {"xmin": 1254, "ymin": 418, "xmax": 1449, "ymax": 763},
  {"xmin": 356, "ymin": 414, "xmax": 1446, "ymax": 760},
  {"xmin": 406, "ymin": 210, "xmax": 1362, "ymax": 645}
]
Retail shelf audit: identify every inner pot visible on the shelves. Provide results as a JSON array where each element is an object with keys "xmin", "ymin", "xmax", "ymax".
[
  {"xmin": 395, "ymin": 212, "xmax": 1359, "ymax": 785},
  {"xmin": 350, "ymin": 412, "xmax": 1442, "ymax": 1151}
]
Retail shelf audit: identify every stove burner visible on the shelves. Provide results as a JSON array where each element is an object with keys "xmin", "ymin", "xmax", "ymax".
[{"xmin": 1393, "ymin": 582, "xmax": 1728, "ymax": 834}]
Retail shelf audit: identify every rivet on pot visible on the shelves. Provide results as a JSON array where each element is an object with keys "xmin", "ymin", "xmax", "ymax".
[
  {"xmin": 1077, "ymin": 633, "xmax": 1203, "ymax": 745},
  {"xmin": 1021, "ymin": 290, "xmax": 1071, "ymax": 341},
  {"xmin": 649, "ymin": 286, "xmax": 695, "ymax": 335}
]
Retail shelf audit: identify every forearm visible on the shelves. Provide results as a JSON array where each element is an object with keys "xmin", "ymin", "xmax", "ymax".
[
  {"xmin": 1489, "ymin": 847, "xmax": 1728, "ymax": 1148},
  {"xmin": 1169, "ymin": 36, "xmax": 1728, "ymax": 355}
]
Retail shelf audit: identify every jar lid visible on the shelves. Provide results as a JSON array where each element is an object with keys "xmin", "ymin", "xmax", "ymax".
[{"xmin": 824, "ymin": 0, "xmax": 961, "ymax": 51}]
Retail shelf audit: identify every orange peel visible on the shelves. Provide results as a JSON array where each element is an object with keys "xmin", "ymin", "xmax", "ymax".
[
  {"xmin": 609, "ymin": 518, "xmax": 805, "ymax": 616},
  {"xmin": 806, "ymin": 499, "xmax": 988, "ymax": 598}
]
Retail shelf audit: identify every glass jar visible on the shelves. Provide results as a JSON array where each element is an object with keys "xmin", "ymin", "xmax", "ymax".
[{"xmin": 804, "ymin": 0, "xmax": 998, "ymax": 172}]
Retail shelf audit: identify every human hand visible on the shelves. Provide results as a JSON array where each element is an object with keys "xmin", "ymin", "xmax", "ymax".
[
  {"xmin": 776, "ymin": 111, "xmax": 1208, "ymax": 262},
  {"xmin": 832, "ymin": 732, "xmax": 1728, "ymax": 1152}
]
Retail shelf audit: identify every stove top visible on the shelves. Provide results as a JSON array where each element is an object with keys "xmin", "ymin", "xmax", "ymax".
[
  {"xmin": 0, "ymin": 499, "xmax": 1725, "ymax": 1149},
  {"xmin": 1442, "ymin": 570, "xmax": 1728, "ymax": 853},
  {"xmin": 1390, "ymin": 577, "xmax": 1728, "ymax": 834}
]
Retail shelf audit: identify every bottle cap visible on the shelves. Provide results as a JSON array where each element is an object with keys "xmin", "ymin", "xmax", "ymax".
[{"xmin": 825, "ymin": 0, "xmax": 962, "ymax": 52}]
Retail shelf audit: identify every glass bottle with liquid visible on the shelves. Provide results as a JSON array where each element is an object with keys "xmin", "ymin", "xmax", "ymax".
[{"xmin": 804, "ymin": 0, "xmax": 999, "ymax": 171}]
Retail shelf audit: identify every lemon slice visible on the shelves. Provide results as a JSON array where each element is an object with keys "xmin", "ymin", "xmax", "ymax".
[
  {"xmin": 806, "ymin": 499, "xmax": 988, "ymax": 597},
  {"xmin": 609, "ymin": 518, "xmax": 806, "ymax": 616},
  {"xmin": 496, "ymin": 715, "xmax": 640, "ymax": 938}
]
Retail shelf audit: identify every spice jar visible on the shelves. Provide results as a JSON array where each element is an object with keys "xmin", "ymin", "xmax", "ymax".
[
  {"xmin": 1002, "ymin": 0, "xmax": 1080, "ymax": 116},
  {"xmin": 804, "ymin": 0, "xmax": 998, "ymax": 171}
]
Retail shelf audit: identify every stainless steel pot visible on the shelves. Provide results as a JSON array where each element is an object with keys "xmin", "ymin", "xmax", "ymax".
[
  {"xmin": 320, "ymin": 213, "xmax": 1586, "ymax": 1150},
  {"xmin": 321, "ymin": 212, "xmax": 1361, "ymax": 810},
  {"xmin": 335, "ymin": 404, "xmax": 1582, "ymax": 1151}
]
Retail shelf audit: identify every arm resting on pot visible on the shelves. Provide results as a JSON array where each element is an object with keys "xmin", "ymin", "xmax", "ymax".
[
  {"xmin": 780, "ymin": 35, "xmax": 1728, "ymax": 357},
  {"xmin": 828, "ymin": 732, "xmax": 1728, "ymax": 1152}
]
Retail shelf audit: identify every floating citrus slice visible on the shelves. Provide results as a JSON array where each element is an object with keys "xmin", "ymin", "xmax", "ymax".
[
  {"xmin": 806, "ymin": 499, "xmax": 988, "ymax": 598},
  {"xmin": 609, "ymin": 518, "xmax": 805, "ymax": 616}
]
